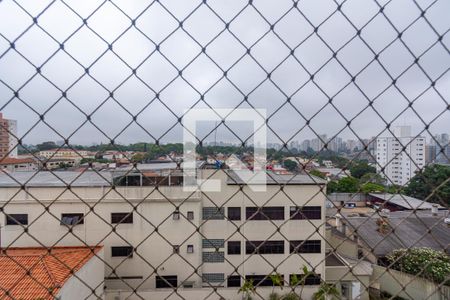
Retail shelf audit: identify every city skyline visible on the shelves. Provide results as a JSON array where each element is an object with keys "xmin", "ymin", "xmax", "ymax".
[{"xmin": 0, "ymin": 1, "xmax": 448, "ymax": 145}]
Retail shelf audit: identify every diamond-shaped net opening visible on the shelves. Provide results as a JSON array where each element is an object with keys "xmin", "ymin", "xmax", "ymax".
[{"xmin": 0, "ymin": 0, "xmax": 448, "ymax": 299}]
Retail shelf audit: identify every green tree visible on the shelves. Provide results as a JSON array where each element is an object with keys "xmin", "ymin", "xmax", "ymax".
[
  {"xmin": 283, "ymin": 159, "xmax": 298, "ymax": 172},
  {"xmin": 327, "ymin": 181, "xmax": 339, "ymax": 194},
  {"xmin": 131, "ymin": 153, "xmax": 145, "ymax": 163},
  {"xmin": 36, "ymin": 141, "xmax": 57, "ymax": 151},
  {"xmin": 238, "ymin": 279, "xmax": 255, "ymax": 300},
  {"xmin": 349, "ymin": 161, "xmax": 376, "ymax": 179},
  {"xmin": 387, "ymin": 248, "xmax": 450, "ymax": 285},
  {"xmin": 361, "ymin": 182, "xmax": 385, "ymax": 194},
  {"xmin": 335, "ymin": 177, "xmax": 359, "ymax": 193},
  {"xmin": 310, "ymin": 170, "xmax": 326, "ymax": 179},
  {"xmin": 289, "ymin": 266, "xmax": 317, "ymax": 299},
  {"xmin": 404, "ymin": 164, "xmax": 450, "ymax": 206},
  {"xmin": 312, "ymin": 283, "xmax": 339, "ymax": 300},
  {"xmin": 270, "ymin": 272, "xmax": 283, "ymax": 294},
  {"xmin": 359, "ymin": 172, "xmax": 386, "ymax": 185}
]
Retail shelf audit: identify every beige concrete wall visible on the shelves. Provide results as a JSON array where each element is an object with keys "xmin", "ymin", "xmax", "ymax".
[
  {"xmin": 326, "ymin": 266, "xmax": 370, "ymax": 300},
  {"xmin": 105, "ymin": 286, "xmax": 319, "ymax": 300},
  {"xmin": 0, "ymin": 169, "xmax": 326, "ymax": 293},
  {"xmin": 200, "ymin": 170, "xmax": 327, "ymax": 281},
  {"xmin": 58, "ymin": 248, "xmax": 105, "ymax": 300},
  {"xmin": 372, "ymin": 265, "xmax": 449, "ymax": 300}
]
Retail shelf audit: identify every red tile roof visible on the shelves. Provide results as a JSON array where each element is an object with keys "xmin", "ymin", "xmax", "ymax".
[
  {"xmin": 0, "ymin": 157, "xmax": 35, "ymax": 165},
  {"xmin": 0, "ymin": 246, "xmax": 102, "ymax": 300}
]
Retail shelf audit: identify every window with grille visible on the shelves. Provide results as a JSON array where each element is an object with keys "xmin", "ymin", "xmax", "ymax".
[
  {"xmin": 202, "ymin": 251, "xmax": 225, "ymax": 263},
  {"xmin": 202, "ymin": 239, "xmax": 224, "ymax": 249},
  {"xmin": 202, "ymin": 207, "xmax": 225, "ymax": 220},
  {"xmin": 202, "ymin": 273, "xmax": 225, "ymax": 283}
]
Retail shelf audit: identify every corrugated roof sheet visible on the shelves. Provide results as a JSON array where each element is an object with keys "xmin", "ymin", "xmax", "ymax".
[
  {"xmin": 0, "ymin": 246, "xmax": 102, "ymax": 300},
  {"xmin": 227, "ymin": 170, "xmax": 327, "ymax": 185},
  {"xmin": 369, "ymin": 193, "xmax": 444, "ymax": 210},
  {"xmin": 346, "ymin": 214, "xmax": 450, "ymax": 256},
  {"xmin": 0, "ymin": 171, "xmax": 112, "ymax": 187}
]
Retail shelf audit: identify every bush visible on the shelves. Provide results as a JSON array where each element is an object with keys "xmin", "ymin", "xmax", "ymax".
[
  {"xmin": 280, "ymin": 293, "xmax": 300, "ymax": 300},
  {"xmin": 386, "ymin": 247, "xmax": 450, "ymax": 285},
  {"xmin": 269, "ymin": 292, "xmax": 280, "ymax": 300}
]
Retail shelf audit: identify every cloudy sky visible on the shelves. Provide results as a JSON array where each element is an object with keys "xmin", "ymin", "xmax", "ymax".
[{"xmin": 0, "ymin": 0, "xmax": 448, "ymax": 146}]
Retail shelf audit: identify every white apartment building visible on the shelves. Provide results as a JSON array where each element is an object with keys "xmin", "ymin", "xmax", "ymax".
[
  {"xmin": 0, "ymin": 157, "xmax": 38, "ymax": 172},
  {"xmin": 0, "ymin": 113, "xmax": 18, "ymax": 158},
  {"xmin": 6, "ymin": 119, "xmax": 18, "ymax": 158},
  {"xmin": 0, "ymin": 165, "xmax": 327, "ymax": 300},
  {"xmin": 376, "ymin": 126, "xmax": 425, "ymax": 186},
  {"xmin": 38, "ymin": 148, "xmax": 94, "ymax": 162}
]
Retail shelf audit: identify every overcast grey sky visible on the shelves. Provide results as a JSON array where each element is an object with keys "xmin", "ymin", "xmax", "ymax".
[{"xmin": 0, "ymin": 0, "xmax": 448, "ymax": 145}]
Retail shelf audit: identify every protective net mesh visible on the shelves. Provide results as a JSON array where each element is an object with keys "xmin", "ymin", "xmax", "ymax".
[{"xmin": 0, "ymin": 0, "xmax": 449, "ymax": 299}]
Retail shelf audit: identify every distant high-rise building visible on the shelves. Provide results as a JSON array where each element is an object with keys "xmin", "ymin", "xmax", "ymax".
[
  {"xmin": 289, "ymin": 140, "xmax": 299, "ymax": 151},
  {"xmin": 0, "ymin": 113, "xmax": 18, "ymax": 158},
  {"xmin": 376, "ymin": 126, "xmax": 425, "ymax": 186},
  {"xmin": 345, "ymin": 139, "xmax": 357, "ymax": 152},
  {"xmin": 425, "ymin": 144, "xmax": 437, "ymax": 164},
  {"xmin": 300, "ymin": 139, "xmax": 310, "ymax": 152},
  {"xmin": 329, "ymin": 136, "xmax": 343, "ymax": 152},
  {"xmin": 311, "ymin": 135, "xmax": 327, "ymax": 152},
  {"xmin": 433, "ymin": 133, "xmax": 450, "ymax": 164},
  {"xmin": 368, "ymin": 136, "xmax": 377, "ymax": 155}
]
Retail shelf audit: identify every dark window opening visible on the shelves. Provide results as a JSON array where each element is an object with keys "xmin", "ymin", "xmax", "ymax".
[
  {"xmin": 5, "ymin": 214, "xmax": 28, "ymax": 225},
  {"xmin": 187, "ymin": 211, "xmax": 194, "ymax": 220},
  {"xmin": 115, "ymin": 175, "xmax": 183, "ymax": 187},
  {"xmin": 227, "ymin": 275, "xmax": 241, "ymax": 287},
  {"xmin": 111, "ymin": 212, "xmax": 133, "ymax": 224},
  {"xmin": 61, "ymin": 213, "xmax": 84, "ymax": 225},
  {"xmin": 173, "ymin": 211, "xmax": 180, "ymax": 220},
  {"xmin": 290, "ymin": 274, "xmax": 321, "ymax": 285},
  {"xmin": 187, "ymin": 245, "xmax": 194, "ymax": 253},
  {"xmin": 246, "ymin": 207, "xmax": 284, "ymax": 220},
  {"xmin": 228, "ymin": 207, "xmax": 241, "ymax": 220},
  {"xmin": 246, "ymin": 240, "xmax": 284, "ymax": 254},
  {"xmin": 246, "ymin": 275, "xmax": 283, "ymax": 287},
  {"xmin": 227, "ymin": 241, "xmax": 241, "ymax": 255},
  {"xmin": 290, "ymin": 240, "xmax": 321, "ymax": 253},
  {"xmin": 155, "ymin": 275, "xmax": 177, "ymax": 288},
  {"xmin": 111, "ymin": 246, "xmax": 133, "ymax": 258},
  {"xmin": 290, "ymin": 206, "xmax": 321, "ymax": 220}
]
